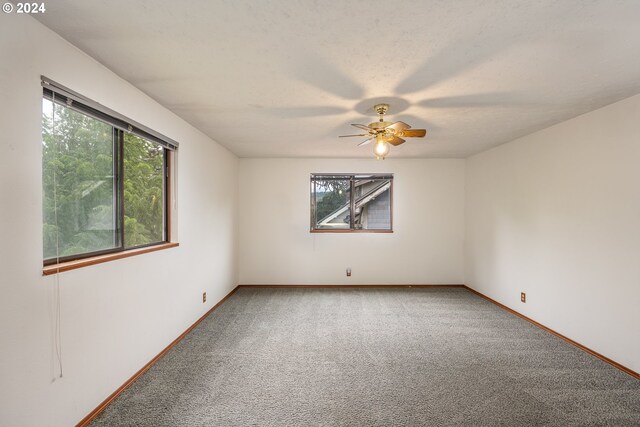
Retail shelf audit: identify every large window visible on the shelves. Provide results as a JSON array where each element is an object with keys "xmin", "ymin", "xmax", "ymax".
[
  {"xmin": 42, "ymin": 78, "xmax": 177, "ymax": 265},
  {"xmin": 310, "ymin": 174, "xmax": 393, "ymax": 232}
]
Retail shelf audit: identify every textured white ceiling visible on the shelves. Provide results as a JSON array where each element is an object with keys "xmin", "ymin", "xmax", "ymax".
[{"xmin": 37, "ymin": 0, "xmax": 640, "ymax": 158}]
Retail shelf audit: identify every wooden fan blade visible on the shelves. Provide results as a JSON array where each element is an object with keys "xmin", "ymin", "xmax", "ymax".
[
  {"xmin": 386, "ymin": 121, "xmax": 411, "ymax": 132},
  {"xmin": 357, "ymin": 137, "xmax": 374, "ymax": 146},
  {"xmin": 388, "ymin": 136, "xmax": 406, "ymax": 146},
  {"xmin": 398, "ymin": 129, "xmax": 427, "ymax": 138},
  {"xmin": 351, "ymin": 123, "xmax": 374, "ymax": 131},
  {"xmin": 339, "ymin": 134, "xmax": 367, "ymax": 138}
]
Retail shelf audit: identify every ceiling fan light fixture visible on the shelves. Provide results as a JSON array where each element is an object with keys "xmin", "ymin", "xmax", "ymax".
[
  {"xmin": 339, "ymin": 103, "xmax": 427, "ymax": 159},
  {"xmin": 373, "ymin": 135, "xmax": 390, "ymax": 160}
]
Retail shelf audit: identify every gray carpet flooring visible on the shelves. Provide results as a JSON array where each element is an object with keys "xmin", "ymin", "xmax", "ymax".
[{"xmin": 90, "ymin": 287, "xmax": 640, "ymax": 426}]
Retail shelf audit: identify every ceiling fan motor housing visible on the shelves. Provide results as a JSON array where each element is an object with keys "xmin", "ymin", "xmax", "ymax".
[{"xmin": 369, "ymin": 121, "xmax": 393, "ymax": 131}]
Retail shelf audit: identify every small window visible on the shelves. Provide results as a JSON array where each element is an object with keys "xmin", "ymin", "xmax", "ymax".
[
  {"xmin": 42, "ymin": 78, "xmax": 177, "ymax": 265},
  {"xmin": 310, "ymin": 174, "xmax": 393, "ymax": 232}
]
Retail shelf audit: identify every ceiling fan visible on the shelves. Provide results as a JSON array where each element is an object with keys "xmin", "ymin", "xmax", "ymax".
[{"xmin": 339, "ymin": 103, "xmax": 427, "ymax": 159}]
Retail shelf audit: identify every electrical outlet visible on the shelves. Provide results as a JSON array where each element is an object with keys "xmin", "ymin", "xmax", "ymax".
[
  {"xmin": 202, "ymin": 292, "xmax": 207, "ymax": 303},
  {"xmin": 520, "ymin": 292, "xmax": 526, "ymax": 303},
  {"xmin": 346, "ymin": 268, "xmax": 351, "ymax": 277}
]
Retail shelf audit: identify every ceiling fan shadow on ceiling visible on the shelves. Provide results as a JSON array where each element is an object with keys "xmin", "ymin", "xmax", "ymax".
[{"xmin": 339, "ymin": 104, "xmax": 426, "ymax": 159}]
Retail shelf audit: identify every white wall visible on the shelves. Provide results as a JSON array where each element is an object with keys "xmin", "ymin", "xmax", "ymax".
[
  {"xmin": 239, "ymin": 159, "xmax": 465, "ymax": 285},
  {"xmin": 0, "ymin": 16, "xmax": 238, "ymax": 427},
  {"xmin": 465, "ymin": 93, "xmax": 640, "ymax": 373}
]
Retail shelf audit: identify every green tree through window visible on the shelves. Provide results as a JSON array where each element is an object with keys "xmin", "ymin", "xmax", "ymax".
[
  {"xmin": 315, "ymin": 179, "xmax": 350, "ymax": 222},
  {"xmin": 124, "ymin": 134, "xmax": 165, "ymax": 248},
  {"xmin": 43, "ymin": 95, "xmax": 168, "ymax": 263},
  {"xmin": 43, "ymin": 98, "xmax": 117, "ymax": 259}
]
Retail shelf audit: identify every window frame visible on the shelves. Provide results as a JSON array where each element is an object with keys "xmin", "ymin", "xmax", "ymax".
[
  {"xmin": 310, "ymin": 173, "xmax": 394, "ymax": 233},
  {"xmin": 42, "ymin": 77, "xmax": 178, "ymax": 271}
]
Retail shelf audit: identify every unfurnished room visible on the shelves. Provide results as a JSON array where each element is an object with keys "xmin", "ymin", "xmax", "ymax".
[{"xmin": 1, "ymin": 1, "xmax": 639, "ymax": 426}]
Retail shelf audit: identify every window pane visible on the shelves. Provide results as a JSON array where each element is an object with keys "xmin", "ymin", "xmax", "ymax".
[
  {"xmin": 354, "ymin": 177, "xmax": 391, "ymax": 230},
  {"xmin": 42, "ymin": 98, "xmax": 118, "ymax": 260},
  {"xmin": 312, "ymin": 178, "xmax": 351, "ymax": 229},
  {"xmin": 123, "ymin": 134, "xmax": 165, "ymax": 248}
]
